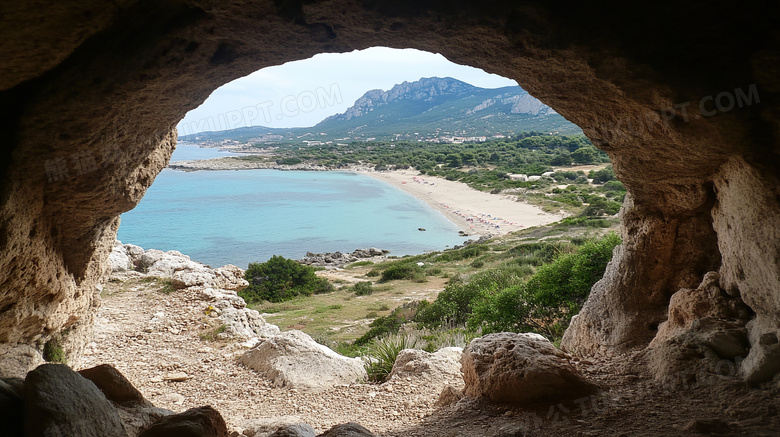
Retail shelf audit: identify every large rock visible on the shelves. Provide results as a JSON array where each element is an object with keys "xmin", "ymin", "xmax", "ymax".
[
  {"xmin": 647, "ymin": 272, "xmax": 752, "ymax": 386},
  {"xmin": 196, "ymin": 288, "xmax": 280, "ymax": 343},
  {"xmin": 23, "ymin": 364, "xmax": 125, "ymax": 437},
  {"xmin": 317, "ymin": 422, "xmax": 375, "ymax": 437},
  {"xmin": 269, "ymin": 423, "xmax": 317, "ymax": 437},
  {"xmin": 739, "ymin": 325, "xmax": 780, "ymax": 385},
  {"xmin": 387, "ymin": 347, "xmax": 463, "ymax": 390},
  {"xmin": 237, "ymin": 416, "xmax": 308, "ymax": 437},
  {"xmin": 0, "ymin": 378, "xmax": 24, "ymax": 437},
  {"xmin": 0, "ymin": 343, "xmax": 45, "ymax": 379},
  {"xmin": 461, "ymin": 333, "xmax": 597, "ymax": 404},
  {"xmin": 238, "ymin": 330, "xmax": 367, "ymax": 391},
  {"xmin": 78, "ymin": 363, "xmax": 151, "ymax": 407},
  {"xmin": 171, "ymin": 265, "xmax": 248, "ymax": 290},
  {"xmin": 138, "ymin": 405, "xmax": 228, "ymax": 437},
  {"xmin": 108, "ymin": 240, "xmax": 134, "ymax": 272}
]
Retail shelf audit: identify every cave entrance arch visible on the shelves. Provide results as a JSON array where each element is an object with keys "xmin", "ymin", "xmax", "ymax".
[{"xmin": 1, "ymin": 2, "xmax": 778, "ymax": 384}]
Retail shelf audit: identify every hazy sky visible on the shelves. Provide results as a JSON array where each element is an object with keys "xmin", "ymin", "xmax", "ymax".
[{"xmin": 177, "ymin": 47, "xmax": 518, "ymax": 136}]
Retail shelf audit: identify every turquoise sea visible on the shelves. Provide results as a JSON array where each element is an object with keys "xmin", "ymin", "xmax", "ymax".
[{"xmin": 117, "ymin": 144, "xmax": 468, "ymax": 268}]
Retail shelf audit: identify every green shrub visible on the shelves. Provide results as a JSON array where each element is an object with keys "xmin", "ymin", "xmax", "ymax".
[
  {"xmin": 470, "ymin": 259, "xmax": 485, "ymax": 268},
  {"xmin": 240, "ymin": 255, "xmax": 333, "ymax": 303},
  {"xmin": 471, "ymin": 233, "xmax": 621, "ymax": 339},
  {"xmin": 353, "ymin": 281, "xmax": 374, "ymax": 296},
  {"xmin": 354, "ymin": 302, "xmax": 419, "ymax": 346},
  {"xmin": 43, "ymin": 338, "xmax": 67, "ymax": 364},
  {"xmin": 582, "ymin": 197, "xmax": 622, "ymax": 217},
  {"xmin": 380, "ymin": 263, "xmax": 424, "ymax": 282},
  {"xmin": 364, "ymin": 334, "xmax": 419, "ymax": 383},
  {"xmin": 435, "ymin": 244, "xmax": 489, "ymax": 262}
]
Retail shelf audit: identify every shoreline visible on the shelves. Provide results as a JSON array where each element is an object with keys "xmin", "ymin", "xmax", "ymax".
[
  {"xmin": 357, "ymin": 169, "xmax": 566, "ymax": 238},
  {"xmin": 168, "ymin": 157, "xmax": 566, "ymax": 239}
]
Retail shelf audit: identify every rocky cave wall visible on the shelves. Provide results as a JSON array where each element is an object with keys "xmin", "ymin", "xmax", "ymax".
[{"xmin": 1, "ymin": 0, "xmax": 778, "ymax": 381}]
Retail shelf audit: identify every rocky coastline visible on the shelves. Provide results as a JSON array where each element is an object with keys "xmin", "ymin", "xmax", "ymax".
[{"xmin": 297, "ymin": 248, "xmax": 390, "ymax": 268}]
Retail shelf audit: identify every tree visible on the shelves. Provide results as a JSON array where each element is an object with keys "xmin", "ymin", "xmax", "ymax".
[
  {"xmin": 240, "ymin": 256, "xmax": 333, "ymax": 303},
  {"xmin": 570, "ymin": 147, "xmax": 599, "ymax": 164}
]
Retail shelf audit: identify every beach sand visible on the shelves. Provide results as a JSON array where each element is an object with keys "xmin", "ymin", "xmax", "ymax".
[{"xmin": 359, "ymin": 169, "xmax": 567, "ymax": 238}]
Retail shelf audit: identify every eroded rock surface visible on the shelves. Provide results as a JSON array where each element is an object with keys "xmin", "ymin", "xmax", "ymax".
[
  {"xmin": 462, "ymin": 333, "xmax": 597, "ymax": 404},
  {"xmin": 387, "ymin": 347, "xmax": 463, "ymax": 392},
  {"xmin": 238, "ymin": 330, "xmax": 367, "ymax": 391}
]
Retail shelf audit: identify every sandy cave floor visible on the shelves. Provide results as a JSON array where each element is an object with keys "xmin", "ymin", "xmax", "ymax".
[{"xmin": 79, "ymin": 280, "xmax": 780, "ymax": 436}]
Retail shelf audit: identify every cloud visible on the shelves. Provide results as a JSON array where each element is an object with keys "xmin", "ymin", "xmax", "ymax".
[{"xmin": 177, "ymin": 47, "xmax": 518, "ymax": 133}]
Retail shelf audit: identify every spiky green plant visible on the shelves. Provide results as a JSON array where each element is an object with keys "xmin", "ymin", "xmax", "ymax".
[{"xmin": 364, "ymin": 334, "xmax": 418, "ymax": 383}]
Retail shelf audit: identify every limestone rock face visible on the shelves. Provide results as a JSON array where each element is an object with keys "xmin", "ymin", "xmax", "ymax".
[
  {"xmin": 238, "ymin": 330, "xmax": 367, "ymax": 391},
  {"xmin": 23, "ymin": 364, "xmax": 126, "ymax": 437},
  {"xmin": 646, "ymin": 272, "xmax": 753, "ymax": 387},
  {"xmin": 0, "ymin": 1, "xmax": 779, "ymax": 385},
  {"xmin": 196, "ymin": 287, "xmax": 280, "ymax": 343},
  {"xmin": 461, "ymin": 333, "xmax": 597, "ymax": 404}
]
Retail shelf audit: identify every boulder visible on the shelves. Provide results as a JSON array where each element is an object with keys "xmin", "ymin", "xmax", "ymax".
[
  {"xmin": 218, "ymin": 306, "xmax": 280, "ymax": 341},
  {"xmin": 116, "ymin": 405, "xmax": 175, "ymax": 437},
  {"xmin": 435, "ymin": 384, "xmax": 464, "ymax": 407},
  {"xmin": 740, "ymin": 328, "xmax": 780, "ymax": 385},
  {"xmin": 269, "ymin": 423, "xmax": 317, "ymax": 437},
  {"xmin": 238, "ymin": 330, "xmax": 367, "ymax": 391},
  {"xmin": 387, "ymin": 347, "xmax": 463, "ymax": 390},
  {"xmin": 647, "ymin": 272, "xmax": 752, "ymax": 386},
  {"xmin": 138, "ymin": 405, "xmax": 228, "ymax": 437},
  {"xmin": 171, "ymin": 265, "xmax": 248, "ymax": 290},
  {"xmin": 461, "ymin": 333, "xmax": 597, "ymax": 404},
  {"xmin": 23, "ymin": 364, "xmax": 125, "ymax": 437},
  {"xmin": 78, "ymin": 363, "xmax": 151, "ymax": 407},
  {"xmin": 143, "ymin": 249, "xmax": 206, "ymax": 277},
  {"xmin": 196, "ymin": 288, "xmax": 280, "ymax": 342},
  {"xmin": 238, "ymin": 416, "xmax": 307, "ymax": 437},
  {"xmin": 109, "ymin": 240, "xmax": 134, "ymax": 272},
  {"xmin": 0, "ymin": 343, "xmax": 44, "ymax": 379},
  {"xmin": 0, "ymin": 378, "xmax": 24, "ymax": 437},
  {"xmin": 317, "ymin": 422, "xmax": 375, "ymax": 437},
  {"xmin": 213, "ymin": 265, "xmax": 250, "ymax": 291}
]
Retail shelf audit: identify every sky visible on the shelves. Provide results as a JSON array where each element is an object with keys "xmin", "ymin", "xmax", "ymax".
[{"xmin": 176, "ymin": 47, "xmax": 518, "ymax": 136}]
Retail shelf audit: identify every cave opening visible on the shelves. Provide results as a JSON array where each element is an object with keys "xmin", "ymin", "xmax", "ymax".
[{"xmin": 2, "ymin": 2, "xmax": 779, "ymax": 435}]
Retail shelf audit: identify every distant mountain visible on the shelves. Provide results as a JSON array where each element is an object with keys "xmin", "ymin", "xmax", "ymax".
[{"xmin": 179, "ymin": 77, "xmax": 580, "ymax": 144}]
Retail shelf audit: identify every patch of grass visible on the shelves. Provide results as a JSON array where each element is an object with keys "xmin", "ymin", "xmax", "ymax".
[
  {"xmin": 353, "ymin": 281, "xmax": 374, "ymax": 296},
  {"xmin": 313, "ymin": 304, "xmax": 343, "ymax": 313},
  {"xmin": 368, "ymin": 303, "xmax": 390, "ymax": 312},
  {"xmin": 346, "ymin": 260, "xmax": 374, "ymax": 269},
  {"xmin": 43, "ymin": 338, "xmax": 67, "ymax": 364},
  {"xmin": 364, "ymin": 334, "xmax": 419, "ymax": 383},
  {"xmin": 199, "ymin": 324, "xmax": 228, "ymax": 341}
]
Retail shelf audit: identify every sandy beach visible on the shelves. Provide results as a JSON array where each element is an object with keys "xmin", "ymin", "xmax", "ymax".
[{"xmin": 359, "ymin": 169, "xmax": 567, "ymax": 238}]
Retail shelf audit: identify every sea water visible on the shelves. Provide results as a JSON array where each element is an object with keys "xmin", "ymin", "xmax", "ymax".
[{"xmin": 117, "ymin": 144, "xmax": 468, "ymax": 268}]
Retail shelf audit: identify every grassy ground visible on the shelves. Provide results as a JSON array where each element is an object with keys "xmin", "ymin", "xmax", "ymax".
[{"xmin": 247, "ymin": 216, "xmax": 620, "ymax": 346}]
